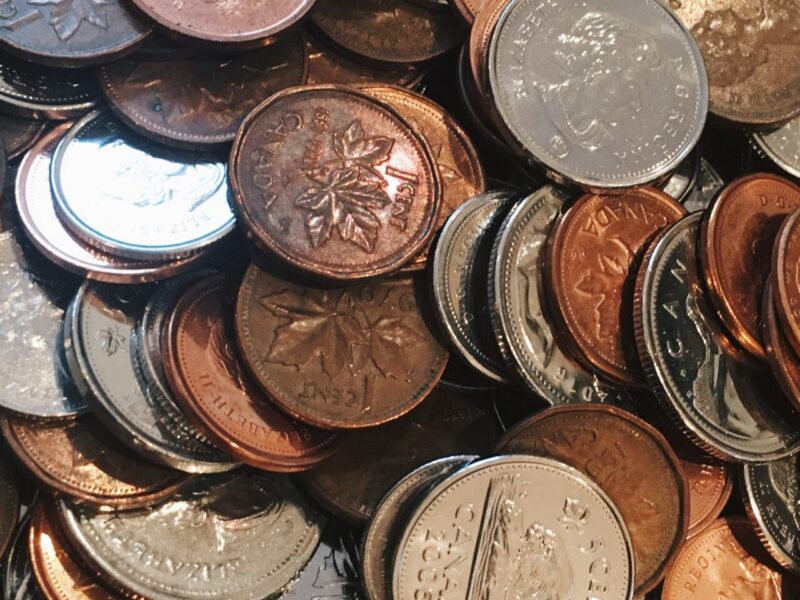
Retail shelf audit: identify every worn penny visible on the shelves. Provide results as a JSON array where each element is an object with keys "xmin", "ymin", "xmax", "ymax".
[
  {"xmin": 762, "ymin": 281, "xmax": 800, "ymax": 411},
  {"xmin": 496, "ymin": 404, "xmax": 688, "ymax": 596},
  {"xmin": 451, "ymin": 0, "xmax": 488, "ymax": 23},
  {"xmin": 545, "ymin": 188, "xmax": 686, "ymax": 386},
  {"xmin": 772, "ymin": 206, "xmax": 800, "ymax": 362},
  {"xmin": 701, "ymin": 173, "xmax": 800, "ymax": 361},
  {"xmin": 236, "ymin": 263, "xmax": 448, "ymax": 429}
]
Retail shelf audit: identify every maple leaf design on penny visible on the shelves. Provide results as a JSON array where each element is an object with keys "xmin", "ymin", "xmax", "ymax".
[
  {"xmin": 296, "ymin": 121, "xmax": 394, "ymax": 252},
  {"xmin": 29, "ymin": 0, "xmax": 111, "ymax": 41}
]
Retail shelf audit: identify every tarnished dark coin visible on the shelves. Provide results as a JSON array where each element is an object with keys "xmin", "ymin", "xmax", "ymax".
[
  {"xmin": 99, "ymin": 33, "xmax": 308, "ymax": 148},
  {"xmin": 742, "ymin": 457, "xmax": 800, "ymax": 574},
  {"xmin": 0, "ymin": 231, "xmax": 86, "ymax": 419},
  {"xmin": 0, "ymin": 415, "xmax": 187, "ymax": 508},
  {"xmin": 432, "ymin": 191, "xmax": 513, "ymax": 382},
  {"xmin": 164, "ymin": 275, "xmax": 339, "ymax": 471},
  {"xmin": 310, "ymin": 0, "xmax": 463, "ymax": 64},
  {"xmin": 0, "ymin": 0, "xmax": 150, "ymax": 68},
  {"xmin": 230, "ymin": 85, "xmax": 441, "ymax": 280},
  {"xmin": 0, "ymin": 53, "xmax": 99, "ymax": 118},
  {"xmin": 670, "ymin": 0, "xmax": 800, "ymax": 127},
  {"xmin": 701, "ymin": 173, "xmax": 800, "ymax": 360},
  {"xmin": 762, "ymin": 281, "xmax": 800, "ymax": 411},
  {"xmin": 362, "ymin": 456, "xmax": 474, "ymax": 600},
  {"xmin": 236, "ymin": 264, "xmax": 448, "ymax": 429},
  {"xmin": 545, "ymin": 188, "xmax": 686, "ymax": 386},
  {"xmin": 0, "ymin": 455, "xmax": 19, "ymax": 563},
  {"xmin": 16, "ymin": 124, "xmax": 204, "ymax": 283},
  {"xmin": 58, "ymin": 472, "xmax": 324, "ymax": 600},
  {"xmin": 636, "ymin": 212, "xmax": 800, "ymax": 461},
  {"xmin": 0, "ymin": 113, "xmax": 44, "ymax": 160},
  {"xmin": 29, "ymin": 501, "xmax": 123, "ymax": 600},
  {"xmin": 683, "ymin": 157, "xmax": 724, "ymax": 213},
  {"xmin": 299, "ymin": 388, "xmax": 498, "ymax": 524},
  {"xmin": 128, "ymin": 0, "xmax": 315, "ymax": 45},
  {"xmin": 51, "ymin": 110, "xmax": 235, "ymax": 260},
  {"xmin": 4, "ymin": 514, "xmax": 41, "ymax": 600}
]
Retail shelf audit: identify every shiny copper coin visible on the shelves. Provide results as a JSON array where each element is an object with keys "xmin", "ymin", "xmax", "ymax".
[
  {"xmin": 662, "ymin": 518, "xmax": 798, "ymax": 599},
  {"xmin": 0, "ymin": 415, "xmax": 186, "ymax": 508},
  {"xmin": 545, "ymin": 188, "xmax": 686, "ymax": 386},
  {"xmin": 236, "ymin": 264, "xmax": 448, "ymax": 429},
  {"xmin": 128, "ymin": 0, "xmax": 315, "ymax": 46},
  {"xmin": 468, "ymin": 0, "xmax": 507, "ymax": 98},
  {"xmin": 773, "ymin": 206, "xmax": 800, "ymax": 362},
  {"xmin": 496, "ymin": 404, "xmax": 688, "ymax": 596},
  {"xmin": 98, "ymin": 33, "xmax": 308, "ymax": 148},
  {"xmin": 701, "ymin": 173, "xmax": 800, "ymax": 361},
  {"xmin": 310, "ymin": 0, "xmax": 463, "ymax": 64},
  {"xmin": 163, "ymin": 274, "xmax": 339, "ymax": 471},
  {"xmin": 299, "ymin": 387, "xmax": 499, "ymax": 523},
  {"xmin": 360, "ymin": 84, "xmax": 486, "ymax": 269},
  {"xmin": 762, "ymin": 281, "xmax": 800, "ymax": 411},
  {"xmin": 230, "ymin": 85, "xmax": 441, "ymax": 280},
  {"xmin": 29, "ymin": 501, "xmax": 124, "ymax": 600},
  {"xmin": 0, "ymin": 113, "xmax": 44, "ymax": 160},
  {"xmin": 451, "ymin": 0, "xmax": 488, "ymax": 24}
]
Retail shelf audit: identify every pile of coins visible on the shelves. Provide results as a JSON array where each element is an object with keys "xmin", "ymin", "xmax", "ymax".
[{"xmin": 0, "ymin": 0, "xmax": 797, "ymax": 598}]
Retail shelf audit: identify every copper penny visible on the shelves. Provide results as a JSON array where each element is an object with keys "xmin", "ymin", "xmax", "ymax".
[
  {"xmin": 545, "ymin": 188, "xmax": 686, "ymax": 386},
  {"xmin": 468, "ymin": 0, "xmax": 507, "ymax": 99},
  {"xmin": 360, "ymin": 84, "xmax": 486, "ymax": 269},
  {"xmin": 670, "ymin": 0, "xmax": 800, "ymax": 127},
  {"xmin": 0, "ymin": 113, "xmax": 44, "ymax": 160},
  {"xmin": 496, "ymin": 404, "xmax": 688, "ymax": 596},
  {"xmin": 762, "ymin": 281, "xmax": 800, "ymax": 411},
  {"xmin": 299, "ymin": 387, "xmax": 499, "ymax": 523},
  {"xmin": 310, "ymin": 0, "xmax": 463, "ymax": 64},
  {"xmin": 451, "ymin": 0, "xmax": 488, "ymax": 24},
  {"xmin": 0, "ymin": 415, "xmax": 186, "ymax": 508},
  {"xmin": 29, "ymin": 500, "xmax": 124, "ymax": 600},
  {"xmin": 236, "ymin": 264, "xmax": 448, "ymax": 429},
  {"xmin": 662, "ymin": 518, "xmax": 798, "ymax": 599},
  {"xmin": 772, "ymin": 206, "xmax": 800, "ymax": 361},
  {"xmin": 701, "ymin": 173, "xmax": 800, "ymax": 361},
  {"xmin": 98, "ymin": 33, "xmax": 308, "ymax": 148},
  {"xmin": 230, "ymin": 85, "xmax": 441, "ymax": 280},
  {"xmin": 128, "ymin": 0, "xmax": 315, "ymax": 46},
  {"xmin": 163, "ymin": 274, "xmax": 339, "ymax": 471}
]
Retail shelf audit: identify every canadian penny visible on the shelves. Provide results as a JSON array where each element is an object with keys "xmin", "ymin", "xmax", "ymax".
[
  {"xmin": 0, "ymin": 113, "xmax": 44, "ymax": 160},
  {"xmin": 545, "ymin": 188, "xmax": 686, "ymax": 386},
  {"xmin": 0, "ymin": 415, "xmax": 186, "ymax": 508},
  {"xmin": 0, "ymin": 0, "xmax": 150, "ymax": 68},
  {"xmin": 310, "ymin": 0, "xmax": 463, "ymax": 64},
  {"xmin": 496, "ymin": 404, "xmax": 688, "ymax": 596},
  {"xmin": 128, "ymin": 0, "xmax": 315, "ymax": 46},
  {"xmin": 230, "ymin": 85, "xmax": 441, "ymax": 280},
  {"xmin": 451, "ymin": 0, "xmax": 488, "ymax": 24},
  {"xmin": 236, "ymin": 264, "xmax": 448, "ymax": 429},
  {"xmin": 468, "ymin": 0, "xmax": 507, "ymax": 97},
  {"xmin": 164, "ymin": 275, "xmax": 339, "ymax": 471},
  {"xmin": 299, "ymin": 388, "xmax": 498, "ymax": 524},
  {"xmin": 360, "ymin": 84, "xmax": 486, "ymax": 270},
  {"xmin": 701, "ymin": 173, "xmax": 800, "ymax": 360},
  {"xmin": 762, "ymin": 281, "xmax": 800, "ymax": 411},
  {"xmin": 29, "ymin": 501, "xmax": 123, "ymax": 600},
  {"xmin": 98, "ymin": 33, "xmax": 308, "ymax": 148},
  {"xmin": 662, "ymin": 518, "xmax": 798, "ymax": 599},
  {"xmin": 670, "ymin": 0, "xmax": 800, "ymax": 127},
  {"xmin": 772, "ymin": 207, "xmax": 800, "ymax": 361}
]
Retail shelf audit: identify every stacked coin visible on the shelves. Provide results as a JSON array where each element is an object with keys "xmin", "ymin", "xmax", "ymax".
[{"xmin": 0, "ymin": 0, "xmax": 796, "ymax": 598}]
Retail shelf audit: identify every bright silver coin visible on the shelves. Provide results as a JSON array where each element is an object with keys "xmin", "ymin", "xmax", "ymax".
[
  {"xmin": 489, "ymin": 0, "xmax": 707, "ymax": 188},
  {"xmin": 51, "ymin": 110, "xmax": 235, "ymax": 260},
  {"xmin": 0, "ymin": 231, "xmax": 87, "ymax": 418},
  {"xmin": 489, "ymin": 186, "xmax": 630, "ymax": 405},
  {"xmin": 682, "ymin": 158, "xmax": 724, "ymax": 213},
  {"xmin": 393, "ymin": 455, "xmax": 634, "ymax": 600},
  {"xmin": 636, "ymin": 212, "xmax": 800, "ymax": 461},
  {"xmin": 72, "ymin": 281, "xmax": 237, "ymax": 473},
  {"xmin": 750, "ymin": 116, "xmax": 800, "ymax": 179},
  {"xmin": 362, "ymin": 456, "xmax": 475, "ymax": 600},
  {"xmin": 432, "ymin": 192, "xmax": 515, "ymax": 382},
  {"xmin": 58, "ymin": 472, "xmax": 324, "ymax": 600}
]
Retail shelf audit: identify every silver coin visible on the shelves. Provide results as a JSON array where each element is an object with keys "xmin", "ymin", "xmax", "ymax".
[
  {"xmin": 72, "ymin": 281, "xmax": 237, "ymax": 473},
  {"xmin": 58, "ymin": 472, "xmax": 324, "ymax": 600},
  {"xmin": 362, "ymin": 456, "xmax": 475, "ymax": 600},
  {"xmin": 682, "ymin": 158, "xmax": 724, "ymax": 213},
  {"xmin": 750, "ymin": 116, "xmax": 800, "ymax": 179},
  {"xmin": 635, "ymin": 212, "xmax": 800, "ymax": 461},
  {"xmin": 661, "ymin": 150, "xmax": 700, "ymax": 204},
  {"xmin": 0, "ymin": 54, "xmax": 99, "ymax": 119},
  {"xmin": 393, "ymin": 455, "xmax": 634, "ymax": 600},
  {"xmin": 0, "ymin": 231, "xmax": 87, "ymax": 418},
  {"xmin": 51, "ymin": 110, "xmax": 235, "ymax": 260},
  {"xmin": 742, "ymin": 457, "xmax": 800, "ymax": 574},
  {"xmin": 489, "ymin": 186, "xmax": 629, "ymax": 405},
  {"xmin": 488, "ymin": 0, "xmax": 707, "ymax": 188},
  {"xmin": 432, "ymin": 192, "xmax": 515, "ymax": 382},
  {"xmin": 2, "ymin": 515, "xmax": 41, "ymax": 600}
]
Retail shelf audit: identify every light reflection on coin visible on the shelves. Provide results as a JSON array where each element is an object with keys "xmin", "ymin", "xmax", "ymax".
[
  {"xmin": 682, "ymin": 158, "xmax": 724, "ymax": 213},
  {"xmin": 751, "ymin": 116, "xmax": 800, "ymax": 179}
]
